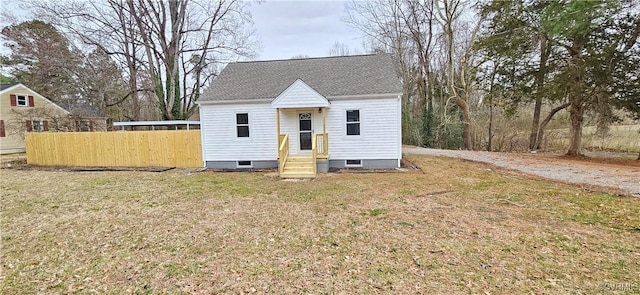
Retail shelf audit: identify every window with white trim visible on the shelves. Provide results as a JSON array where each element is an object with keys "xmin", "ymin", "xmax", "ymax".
[
  {"xmin": 346, "ymin": 110, "xmax": 360, "ymax": 135},
  {"xmin": 17, "ymin": 95, "xmax": 28, "ymax": 107},
  {"xmin": 236, "ymin": 113, "xmax": 249, "ymax": 137},
  {"xmin": 237, "ymin": 161, "xmax": 252, "ymax": 168},
  {"xmin": 345, "ymin": 160, "xmax": 362, "ymax": 167}
]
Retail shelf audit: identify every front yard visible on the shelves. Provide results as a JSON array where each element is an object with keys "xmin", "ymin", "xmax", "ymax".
[{"xmin": 1, "ymin": 155, "xmax": 639, "ymax": 294}]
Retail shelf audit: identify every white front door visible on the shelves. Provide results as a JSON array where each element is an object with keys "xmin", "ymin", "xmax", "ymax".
[{"xmin": 298, "ymin": 112, "xmax": 312, "ymax": 152}]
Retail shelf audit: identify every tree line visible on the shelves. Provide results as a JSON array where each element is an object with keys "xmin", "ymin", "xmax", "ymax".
[
  {"xmin": 2, "ymin": 0, "xmax": 638, "ymax": 156},
  {"xmin": 345, "ymin": 0, "xmax": 639, "ymax": 156}
]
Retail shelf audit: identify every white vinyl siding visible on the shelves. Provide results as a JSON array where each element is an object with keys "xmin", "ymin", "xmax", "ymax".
[
  {"xmin": 200, "ymin": 103, "xmax": 277, "ymax": 161},
  {"xmin": 326, "ymin": 98, "xmax": 400, "ymax": 160},
  {"xmin": 199, "ymin": 96, "xmax": 400, "ymax": 164}
]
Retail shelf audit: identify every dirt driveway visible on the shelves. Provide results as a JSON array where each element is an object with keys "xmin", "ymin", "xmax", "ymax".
[{"xmin": 404, "ymin": 147, "xmax": 640, "ymax": 197}]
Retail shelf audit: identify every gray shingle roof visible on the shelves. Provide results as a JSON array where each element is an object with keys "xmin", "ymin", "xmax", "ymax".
[
  {"xmin": 59, "ymin": 102, "xmax": 106, "ymax": 118},
  {"xmin": 0, "ymin": 83, "xmax": 18, "ymax": 91},
  {"xmin": 200, "ymin": 54, "xmax": 401, "ymax": 102}
]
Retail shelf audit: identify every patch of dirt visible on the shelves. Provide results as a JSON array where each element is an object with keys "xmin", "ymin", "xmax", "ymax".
[
  {"xmin": 401, "ymin": 157, "xmax": 423, "ymax": 172},
  {"xmin": 404, "ymin": 146, "xmax": 640, "ymax": 197},
  {"xmin": 0, "ymin": 153, "xmax": 27, "ymax": 168},
  {"xmin": 555, "ymin": 152, "xmax": 640, "ymax": 167}
]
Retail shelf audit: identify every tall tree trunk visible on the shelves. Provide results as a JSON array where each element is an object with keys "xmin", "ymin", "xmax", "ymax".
[
  {"xmin": 455, "ymin": 98, "xmax": 472, "ymax": 150},
  {"xmin": 126, "ymin": 61, "xmax": 140, "ymax": 121},
  {"xmin": 566, "ymin": 43, "xmax": 585, "ymax": 157},
  {"xmin": 529, "ymin": 36, "xmax": 548, "ymax": 150},
  {"xmin": 488, "ymin": 97, "xmax": 493, "ymax": 152},
  {"xmin": 461, "ymin": 101, "xmax": 472, "ymax": 150},
  {"xmin": 567, "ymin": 98, "xmax": 585, "ymax": 156},
  {"xmin": 529, "ymin": 95, "xmax": 543, "ymax": 150}
]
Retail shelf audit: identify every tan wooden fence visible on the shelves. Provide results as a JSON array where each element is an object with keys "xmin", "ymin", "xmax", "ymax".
[{"xmin": 26, "ymin": 130, "xmax": 202, "ymax": 168}]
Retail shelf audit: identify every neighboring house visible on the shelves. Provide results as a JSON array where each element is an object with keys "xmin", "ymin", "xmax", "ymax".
[
  {"xmin": 198, "ymin": 54, "xmax": 403, "ymax": 178},
  {"xmin": 0, "ymin": 83, "xmax": 108, "ymax": 154},
  {"xmin": 59, "ymin": 103, "xmax": 109, "ymax": 132}
]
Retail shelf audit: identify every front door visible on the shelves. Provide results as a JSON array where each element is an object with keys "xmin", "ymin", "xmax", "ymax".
[{"xmin": 299, "ymin": 112, "xmax": 312, "ymax": 151}]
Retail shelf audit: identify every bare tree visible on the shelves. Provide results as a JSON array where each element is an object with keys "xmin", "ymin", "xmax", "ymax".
[
  {"xmin": 435, "ymin": 0, "xmax": 477, "ymax": 150},
  {"xmin": 328, "ymin": 41, "xmax": 359, "ymax": 56},
  {"xmin": 29, "ymin": 0, "xmax": 257, "ymax": 120},
  {"xmin": 345, "ymin": 0, "xmax": 435, "ymax": 145},
  {"xmin": 345, "ymin": 0, "xmax": 481, "ymax": 149}
]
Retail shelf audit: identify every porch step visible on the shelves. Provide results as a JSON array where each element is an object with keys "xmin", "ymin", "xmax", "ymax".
[
  {"xmin": 283, "ymin": 166, "xmax": 314, "ymax": 173},
  {"xmin": 281, "ymin": 155, "xmax": 315, "ymax": 178},
  {"xmin": 283, "ymin": 163, "xmax": 314, "ymax": 171},
  {"xmin": 285, "ymin": 161, "xmax": 314, "ymax": 168},
  {"xmin": 287, "ymin": 156, "xmax": 314, "ymax": 162}
]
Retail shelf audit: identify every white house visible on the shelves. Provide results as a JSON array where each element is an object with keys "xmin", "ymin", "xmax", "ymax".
[{"xmin": 197, "ymin": 54, "xmax": 402, "ymax": 178}]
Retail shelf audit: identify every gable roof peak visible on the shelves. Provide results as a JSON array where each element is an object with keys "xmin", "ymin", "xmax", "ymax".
[{"xmin": 271, "ymin": 79, "xmax": 330, "ymax": 109}]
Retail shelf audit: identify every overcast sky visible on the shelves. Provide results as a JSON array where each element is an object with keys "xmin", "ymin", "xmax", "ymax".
[
  {"xmin": 249, "ymin": 1, "xmax": 364, "ymax": 60},
  {"xmin": 0, "ymin": 0, "xmax": 366, "ymax": 61}
]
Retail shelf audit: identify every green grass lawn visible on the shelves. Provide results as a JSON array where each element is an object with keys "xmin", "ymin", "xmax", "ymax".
[{"xmin": 1, "ymin": 154, "xmax": 639, "ymax": 294}]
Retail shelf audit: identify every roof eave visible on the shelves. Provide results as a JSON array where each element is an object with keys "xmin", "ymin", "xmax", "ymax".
[
  {"xmin": 326, "ymin": 93, "xmax": 403, "ymax": 100},
  {"xmin": 197, "ymin": 92, "xmax": 403, "ymax": 105},
  {"xmin": 197, "ymin": 98, "xmax": 273, "ymax": 105}
]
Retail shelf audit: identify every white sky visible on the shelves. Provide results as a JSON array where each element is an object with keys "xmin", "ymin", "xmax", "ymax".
[
  {"xmin": 1, "ymin": 0, "xmax": 366, "ymax": 61},
  {"xmin": 248, "ymin": 1, "xmax": 364, "ymax": 60}
]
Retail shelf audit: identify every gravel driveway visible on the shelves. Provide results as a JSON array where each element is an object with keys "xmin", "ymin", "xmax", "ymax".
[{"xmin": 404, "ymin": 147, "xmax": 640, "ymax": 197}]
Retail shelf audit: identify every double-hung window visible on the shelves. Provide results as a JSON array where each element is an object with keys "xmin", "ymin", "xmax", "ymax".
[
  {"xmin": 346, "ymin": 110, "xmax": 360, "ymax": 136},
  {"xmin": 236, "ymin": 113, "xmax": 249, "ymax": 137},
  {"xmin": 17, "ymin": 95, "xmax": 28, "ymax": 107}
]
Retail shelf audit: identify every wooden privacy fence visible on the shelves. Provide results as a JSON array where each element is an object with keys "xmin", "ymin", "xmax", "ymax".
[{"xmin": 26, "ymin": 130, "xmax": 202, "ymax": 168}]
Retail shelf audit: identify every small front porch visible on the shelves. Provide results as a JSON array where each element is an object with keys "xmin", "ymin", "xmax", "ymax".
[
  {"xmin": 276, "ymin": 108, "xmax": 329, "ymax": 178},
  {"xmin": 271, "ymin": 79, "xmax": 331, "ymax": 178}
]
